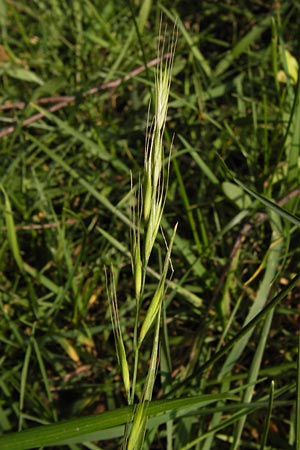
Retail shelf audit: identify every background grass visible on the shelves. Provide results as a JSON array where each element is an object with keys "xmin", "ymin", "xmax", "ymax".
[{"xmin": 1, "ymin": 1, "xmax": 300, "ymax": 449}]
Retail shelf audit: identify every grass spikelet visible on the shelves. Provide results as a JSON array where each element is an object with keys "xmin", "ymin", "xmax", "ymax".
[
  {"xmin": 139, "ymin": 222, "xmax": 177, "ymax": 346},
  {"xmin": 105, "ymin": 267, "xmax": 131, "ymax": 404},
  {"xmin": 144, "ymin": 305, "xmax": 162, "ymax": 401},
  {"xmin": 130, "ymin": 175, "xmax": 143, "ymax": 301},
  {"xmin": 143, "ymin": 23, "xmax": 177, "ymax": 264}
]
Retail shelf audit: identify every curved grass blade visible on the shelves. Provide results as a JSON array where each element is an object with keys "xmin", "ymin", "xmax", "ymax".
[{"xmin": 219, "ymin": 156, "xmax": 300, "ymax": 228}]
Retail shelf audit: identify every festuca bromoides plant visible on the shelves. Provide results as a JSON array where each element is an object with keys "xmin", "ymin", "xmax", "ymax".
[{"xmin": 107, "ymin": 22, "xmax": 177, "ymax": 450}]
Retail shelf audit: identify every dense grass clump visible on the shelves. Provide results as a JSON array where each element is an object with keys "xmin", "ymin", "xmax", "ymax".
[{"xmin": 1, "ymin": 1, "xmax": 300, "ymax": 449}]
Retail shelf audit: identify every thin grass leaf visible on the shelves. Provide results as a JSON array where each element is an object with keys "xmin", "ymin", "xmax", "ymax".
[
  {"xmin": 296, "ymin": 330, "xmax": 300, "ymax": 449},
  {"xmin": 109, "ymin": 0, "xmax": 152, "ymax": 76},
  {"xmin": 173, "ymin": 157, "xmax": 202, "ymax": 254},
  {"xmin": 23, "ymin": 262, "xmax": 62, "ymax": 295},
  {"xmin": 177, "ymin": 134, "xmax": 219, "ymax": 185},
  {"xmin": 181, "ymin": 401, "xmax": 269, "ymax": 450},
  {"xmin": 231, "ymin": 311, "xmax": 275, "ymax": 449},
  {"xmin": 0, "ymin": 185, "xmax": 24, "ymax": 271},
  {"xmin": 219, "ymin": 157, "xmax": 300, "ymax": 227},
  {"xmin": 31, "ymin": 338, "xmax": 56, "ymax": 420},
  {"xmin": 221, "ymin": 214, "xmax": 283, "ymax": 377},
  {"xmin": 136, "ymin": 0, "xmax": 152, "ymax": 33},
  {"xmin": 201, "ymin": 230, "xmax": 281, "ymax": 448},
  {"xmin": 271, "ymin": 17, "xmax": 280, "ymax": 93},
  {"xmin": 215, "ymin": 15, "xmax": 272, "ymax": 77},
  {"xmin": 259, "ymin": 380, "xmax": 275, "ymax": 450},
  {"xmin": 286, "ymin": 70, "xmax": 300, "ymax": 186},
  {"xmin": 230, "ymin": 213, "xmax": 283, "ymax": 449},
  {"xmin": 19, "ymin": 340, "xmax": 32, "ymax": 431}
]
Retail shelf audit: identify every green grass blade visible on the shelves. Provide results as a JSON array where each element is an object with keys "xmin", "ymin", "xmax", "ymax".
[
  {"xmin": 259, "ymin": 380, "xmax": 275, "ymax": 450},
  {"xmin": 19, "ymin": 341, "xmax": 32, "ymax": 432},
  {"xmin": 0, "ymin": 393, "xmax": 234, "ymax": 450},
  {"xmin": 221, "ymin": 215, "xmax": 283, "ymax": 378},
  {"xmin": 173, "ymin": 157, "xmax": 202, "ymax": 254},
  {"xmin": 215, "ymin": 16, "xmax": 272, "ymax": 77},
  {"xmin": 23, "ymin": 262, "xmax": 62, "ymax": 295},
  {"xmin": 31, "ymin": 337, "xmax": 56, "ymax": 421},
  {"xmin": 177, "ymin": 134, "xmax": 219, "ymax": 185},
  {"xmin": 0, "ymin": 185, "xmax": 24, "ymax": 271},
  {"xmin": 230, "ymin": 213, "xmax": 283, "ymax": 449},
  {"xmin": 296, "ymin": 331, "xmax": 300, "ymax": 449},
  {"xmin": 220, "ymin": 157, "xmax": 300, "ymax": 228},
  {"xmin": 231, "ymin": 310, "xmax": 276, "ymax": 450}
]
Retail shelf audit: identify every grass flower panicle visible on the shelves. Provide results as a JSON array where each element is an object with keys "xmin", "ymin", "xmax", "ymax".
[
  {"xmin": 123, "ymin": 23, "xmax": 177, "ymax": 449},
  {"xmin": 143, "ymin": 25, "xmax": 177, "ymax": 265}
]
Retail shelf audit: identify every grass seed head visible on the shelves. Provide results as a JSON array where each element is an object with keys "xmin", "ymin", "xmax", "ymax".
[
  {"xmin": 133, "ymin": 243, "xmax": 142, "ymax": 299},
  {"xmin": 106, "ymin": 267, "xmax": 131, "ymax": 403},
  {"xmin": 142, "ymin": 26, "xmax": 176, "ymax": 265}
]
